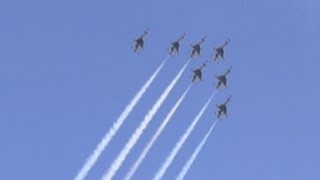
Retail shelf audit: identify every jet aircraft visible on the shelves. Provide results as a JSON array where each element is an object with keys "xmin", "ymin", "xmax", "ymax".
[
  {"xmin": 191, "ymin": 36, "xmax": 206, "ymax": 58},
  {"xmin": 191, "ymin": 61, "xmax": 207, "ymax": 83},
  {"xmin": 215, "ymin": 67, "xmax": 232, "ymax": 89},
  {"xmin": 216, "ymin": 96, "xmax": 231, "ymax": 119},
  {"xmin": 133, "ymin": 29, "xmax": 149, "ymax": 52},
  {"xmin": 169, "ymin": 34, "xmax": 185, "ymax": 55},
  {"xmin": 213, "ymin": 39, "xmax": 230, "ymax": 61}
]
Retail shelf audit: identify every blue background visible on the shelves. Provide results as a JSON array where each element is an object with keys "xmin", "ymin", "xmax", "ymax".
[{"xmin": 1, "ymin": 0, "xmax": 320, "ymax": 179}]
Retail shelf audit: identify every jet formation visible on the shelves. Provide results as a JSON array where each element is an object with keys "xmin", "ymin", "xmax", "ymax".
[{"xmin": 132, "ymin": 30, "xmax": 232, "ymax": 119}]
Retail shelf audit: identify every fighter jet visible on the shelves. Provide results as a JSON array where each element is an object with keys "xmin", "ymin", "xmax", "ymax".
[
  {"xmin": 169, "ymin": 34, "xmax": 185, "ymax": 55},
  {"xmin": 215, "ymin": 67, "xmax": 232, "ymax": 89},
  {"xmin": 216, "ymin": 96, "xmax": 231, "ymax": 119},
  {"xmin": 213, "ymin": 39, "xmax": 230, "ymax": 61},
  {"xmin": 191, "ymin": 36, "xmax": 206, "ymax": 58},
  {"xmin": 191, "ymin": 61, "xmax": 207, "ymax": 83},
  {"xmin": 133, "ymin": 29, "xmax": 149, "ymax": 52}
]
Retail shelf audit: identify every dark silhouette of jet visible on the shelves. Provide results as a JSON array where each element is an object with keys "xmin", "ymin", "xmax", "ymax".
[
  {"xmin": 215, "ymin": 67, "xmax": 232, "ymax": 89},
  {"xmin": 213, "ymin": 39, "xmax": 230, "ymax": 61},
  {"xmin": 191, "ymin": 61, "xmax": 207, "ymax": 83},
  {"xmin": 169, "ymin": 34, "xmax": 185, "ymax": 55},
  {"xmin": 191, "ymin": 36, "xmax": 206, "ymax": 58},
  {"xmin": 216, "ymin": 96, "xmax": 231, "ymax": 119},
  {"xmin": 133, "ymin": 29, "xmax": 149, "ymax": 52}
]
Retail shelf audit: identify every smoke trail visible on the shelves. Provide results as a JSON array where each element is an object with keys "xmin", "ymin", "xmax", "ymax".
[
  {"xmin": 153, "ymin": 92, "xmax": 216, "ymax": 180},
  {"xmin": 102, "ymin": 60, "xmax": 191, "ymax": 180},
  {"xmin": 176, "ymin": 119, "xmax": 218, "ymax": 180},
  {"xmin": 124, "ymin": 84, "xmax": 193, "ymax": 180},
  {"xmin": 74, "ymin": 56, "xmax": 170, "ymax": 180}
]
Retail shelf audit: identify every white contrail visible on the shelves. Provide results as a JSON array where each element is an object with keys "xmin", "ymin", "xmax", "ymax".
[
  {"xmin": 74, "ymin": 56, "xmax": 170, "ymax": 180},
  {"xmin": 153, "ymin": 92, "xmax": 216, "ymax": 180},
  {"xmin": 102, "ymin": 60, "xmax": 191, "ymax": 180},
  {"xmin": 176, "ymin": 119, "xmax": 218, "ymax": 180},
  {"xmin": 124, "ymin": 84, "xmax": 193, "ymax": 180}
]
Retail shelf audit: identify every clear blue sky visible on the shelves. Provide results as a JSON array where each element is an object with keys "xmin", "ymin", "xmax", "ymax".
[{"xmin": 1, "ymin": 0, "xmax": 320, "ymax": 179}]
